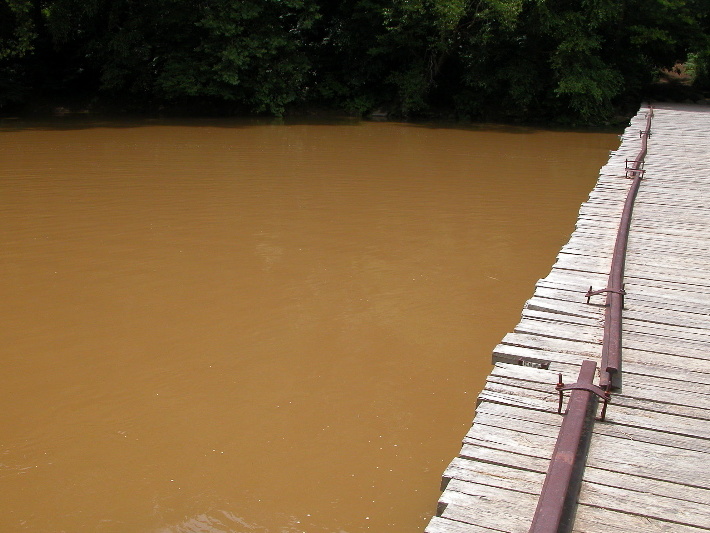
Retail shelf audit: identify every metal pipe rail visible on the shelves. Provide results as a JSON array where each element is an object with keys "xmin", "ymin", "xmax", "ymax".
[
  {"xmin": 598, "ymin": 107, "xmax": 653, "ymax": 389},
  {"xmin": 529, "ymin": 361, "xmax": 603, "ymax": 533},
  {"xmin": 527, "ymin": 106, "xmax": 654, "ymax": 533}
]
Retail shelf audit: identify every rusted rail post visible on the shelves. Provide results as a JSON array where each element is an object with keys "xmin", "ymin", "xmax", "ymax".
[{"xmin": 528, "ymin": 360, "xmax": 600, "ymax": 533}]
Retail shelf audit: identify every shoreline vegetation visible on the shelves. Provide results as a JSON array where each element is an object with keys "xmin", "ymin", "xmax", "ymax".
[{"xmin": 2, "ymin": 1, "xmax": 709, "ymax": 126}]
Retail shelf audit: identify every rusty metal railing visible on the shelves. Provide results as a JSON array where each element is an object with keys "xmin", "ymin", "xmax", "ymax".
[
  {"xmin": 528, "ymin": 106, "xmax": 654, "ymax": 533},
  {"xmin": 596, "ymin": 108, "xmax": 653, "ymax": 389},
  {"xmin": 529, "ymin": 361, "xmax": 608, "ymax": 533}
]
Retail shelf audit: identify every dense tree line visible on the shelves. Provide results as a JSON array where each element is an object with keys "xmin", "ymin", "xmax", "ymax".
[{"xmin": 2, "ymin": 0, "xmax": 709, "ymax": 124}]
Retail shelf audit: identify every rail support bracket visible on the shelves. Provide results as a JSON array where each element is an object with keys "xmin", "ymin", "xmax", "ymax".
[
  {"xmin": 585, "ymin": 285, "xmax": 626, "ymax": 307},
  {"xmin": 556, "ymin": 372, "xmax": 611, "ymax": 422},
  {"xmin": 625, "ymin": 159, "xmax": 646, "ymax": 179}
]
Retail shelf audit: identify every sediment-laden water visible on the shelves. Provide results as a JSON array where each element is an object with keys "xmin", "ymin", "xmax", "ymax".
[{"xmin": 0, "ymin": 117, "xmax": 618, "ymax": 532}]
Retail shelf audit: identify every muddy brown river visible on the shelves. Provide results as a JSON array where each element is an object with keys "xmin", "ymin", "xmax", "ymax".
[{"xmin": 0, "ymin": 117, "xmax": 618, "ymax": 532}]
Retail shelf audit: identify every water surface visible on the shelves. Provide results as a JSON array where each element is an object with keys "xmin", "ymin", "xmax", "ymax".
[{"xmin": 0, "ymin": 117, "xmax": 619, "ymax": 532}]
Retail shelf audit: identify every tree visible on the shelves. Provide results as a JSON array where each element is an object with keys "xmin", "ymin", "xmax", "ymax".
[
  {"xmin": 1, "ymin": 0, "xmax": 708, "ymax": 122},
  {"xmin": 33, "ymin": 0, "xmax": 319, "ymax": 114},
  {"xmin": 187, "ymin": 0, "xmax": 319, "ymax": 115},
  {"xmin": 0, "ymin": 0, "xmax": 37, "ymax": 106},
  {"xmin": 450, "ymin": 0, "xmax": 709, "ymax": 123}
]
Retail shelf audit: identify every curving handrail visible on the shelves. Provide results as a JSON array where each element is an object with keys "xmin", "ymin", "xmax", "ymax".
[
  {"xmin": 528, "ymin": 105, "xmax": 654, "ymax": 533},
  {"xmin": 599, "ymin": 106, "xmax": 654, "ymax": 388}
]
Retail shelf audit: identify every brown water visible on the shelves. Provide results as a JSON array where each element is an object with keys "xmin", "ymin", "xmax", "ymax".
[{"xmin": 0, "ymin": 117, "xmax": 618, "ymax": 532}]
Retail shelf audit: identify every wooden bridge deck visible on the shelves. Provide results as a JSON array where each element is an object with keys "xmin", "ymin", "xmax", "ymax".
[{"xmin": 426, "ymin": 103, "xmax": 710, "ymax": 533}]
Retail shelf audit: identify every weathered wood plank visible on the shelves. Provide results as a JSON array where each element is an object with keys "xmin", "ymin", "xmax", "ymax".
[
  {"xmin": 529, "ymin": 285, "xmax": 710, "ymax": 318},
  {"xmin": 439, "ymin": 479, "xmax": 710, "ymax": 533},
  {"xmin": 475, "ymin": 401, "xmax": 710, "ymax": 454},
  {"xmin": 578, "ymin": 482, "xmax": 710, "ymax": 529},
  {"xmin": 437, "ymin": 483, "xmax": 536, "ymax": 533},
  {"xmin": 450, "ymin": 426, "xmax": 710, "ymax": 526},
  {"xmin": 444, "ymin": 454, "xmax": 710, "ymax": 509},
  {"xmin": 486, "ymin": 374, "xmax": 710, "ymax": 421},
  {"xmin": 493, "ymin": 343, "xmax": 710, "ymax": 391},
  {"xmin": 496, "ymin": 332, "xmax": 710, "ymax": 376},
  {"xmin": 488, "ymin": 362, "xmax": 710, "ymax": 406},
  {"xmin": 426, "ymin": 516, "xmax": 500, "ymax": 533},
  {"xmin": 512, "ymin": 317, "xmax": 710, "ymax": 360},
  {"xmin": 525, "ymin": 294, "xmax": 710, "ymax": 330},
  {"xmin": 478, "ymin": 381, "xmax": 710, "ymax": 440}
]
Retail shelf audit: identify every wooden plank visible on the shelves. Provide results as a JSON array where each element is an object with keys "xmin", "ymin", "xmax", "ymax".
[
  {"xmin": 457, "ymin": 439, "xmax": 553, "ymax": 474},
  {"xmin": 443, "ymin": 457, "xmax": 545, "ymax": 492},
  {"xmin": 439, "ymin": 479, "xmax": 710, "ymax": 533},
  {"xmin": 444, "ymin": 455, "xmax": 710, "ymax": 508},
  {"xmin": 437, "ymin": 482, "xmax": 537, "ymax": 533},
  {"xmin": 521, "ymin": 308, "xmax": 603, "ymax": 327},
  {"xmin": 486, "ymin": 374, "xmax": 710, "ymax": 421},
  {"xmin": 571, "ymin": 504, "xmax": 710, "ymax": 533},
  {"xmin": 559, "ymin": 247, "xmax": 710, "ymax": 271},
  {"xmin": 554, "ymin": 253, "xmax": 710, "ymax": 286},
  {"xmin": 513, "ymin": 317, "xmax": 603, "ymax": 345},
  {"xmin": 497, "ymin": 332, "xmax": 710, "ymax": 375},
  {"xmin": 525, "ymin": 293, "xmax": 710, "ymax": 329},
  {"xmin": 426, "ymin": 516, "xmax": 500, "ymax": 533},
  {"xmin": 453, "ymin": 423, "xmax": 710, "ymax": 525},
  {"xmin": 578, "ymin": 482, "xmax": 710, "ymax": 530},
  {"xmin": 492, "ymin": 343, "xmax": 710, "ymax": 388},
  {"xmin": 586, "ymin": 434, "xmax": 710, "ymax": 489},
  {"xmin": 489, "ymin": 362, "xmax": 710, "ymax": 407},
  {"xmin": 478, "ymin": 381, "xmax": 710, "ymax": 440},
  {"xmin": 620, "ymin": 319, "xmax": 710, "ymax": 344},
  {"xmin": 475, "ymin": 401, "xmax": 710, "ymax": 454}
]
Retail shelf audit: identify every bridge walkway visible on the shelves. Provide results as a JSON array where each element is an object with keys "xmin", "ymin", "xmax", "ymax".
[{"xmin": 426, "ymin": 103, "xmax": 710, "ymax": 533}]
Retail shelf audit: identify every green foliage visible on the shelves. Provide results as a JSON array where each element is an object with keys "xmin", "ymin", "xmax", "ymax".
[
  {"xmin": 376, "ymin": 0, "xmax": 469, "ymax": 114},
  {"xmin": 189, "ymin": 0, "xmax": 319, "ymax": 115},
  {"xmin": 0, "ymin": 0, "xmax": 38, "ymax": 107},
  {"xmin": 28, "ymin": 0, "xmax": 319, "ymax": 114},
  {"xmin": 545, "ymin": 4, "xmax": 624, "ymax": 122},
  {"xmin": 452, "ymin": 0, "xmax": 706, "ymax": 123},
  {"xmin": 0, "ymin": 0, "xmax": 36, "ymax": 60},
  {"xmin": 688, "ymin": 50, "xmax": 710, "ymax": 89},
  {"xmin": 685, "ymin": 0, "xmax": 710, "ymax": 91},
  {"xmin": 1, "ymin": 0, "xmax": 709, "ymax": 121}
]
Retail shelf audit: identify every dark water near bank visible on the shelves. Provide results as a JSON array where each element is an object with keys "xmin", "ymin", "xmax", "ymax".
[{"xmin": 0, "ymin": 117, "xmax": 618, "ymax": 532}]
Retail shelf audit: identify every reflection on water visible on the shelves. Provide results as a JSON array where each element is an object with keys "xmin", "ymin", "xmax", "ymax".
[
  {"xmin": 0, "ymin": 117, "xmax": 618, "ymax": 532},
  {"xmin": 156, "ymin": 510, "xmax": 264, "ymax": 533}
]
